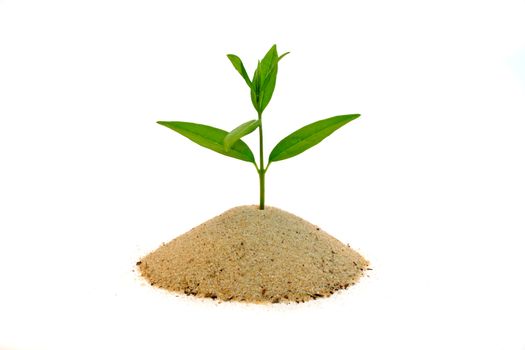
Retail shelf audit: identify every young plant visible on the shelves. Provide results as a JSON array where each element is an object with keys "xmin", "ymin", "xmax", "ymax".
[{"xmin": 158, "ymin": 45, "xmax": 360, "ymax": 210}]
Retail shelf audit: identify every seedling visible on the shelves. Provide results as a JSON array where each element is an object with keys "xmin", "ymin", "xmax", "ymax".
[{"xmin": 158, "ymin": 45, "xmax": 360, "ymax": 210}]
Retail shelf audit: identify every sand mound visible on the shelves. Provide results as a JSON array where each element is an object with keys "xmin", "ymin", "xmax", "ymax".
[{"xmin": 138, "ymin": 205, "xmax": 368, "ymax": 303}]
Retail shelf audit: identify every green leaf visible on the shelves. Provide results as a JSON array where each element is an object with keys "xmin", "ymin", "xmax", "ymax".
[
  {"xmin": 259, "ymin": 65, "xmax": 277, "ymax": 112},
  {"xmin": 227, "ymin": 54, "xmax": 252, "ymax": 88},
  {"xmin": 250, "ymin": 60, "xmax": 262, "ymax": 112},
  {"xmin": 268, "ymin": 114, "xmax": 360, "ymax": 162},
  {"xmin": 248, "ymin": 46, "xmax": 289, "ymax": 113},
  {"xmin": 224, "ymin": 119, "xmax": 260, "ymax": 151},
  {"xmin": 258, "ymin": 45, "xmax": 279, "ymax": 112},
  {"xmin": 259, "ymin": 45, "xmax": 278, "ymax": 81},
  {"xmin": 157, "ymin": 121, "xmax": 255, "ymax": 162},
  {"xmin": 257, "ymin": 45, "xmax": 289, "ymax": 113}
]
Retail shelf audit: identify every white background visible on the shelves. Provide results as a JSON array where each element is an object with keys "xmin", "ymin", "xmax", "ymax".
[{"xmin": 1, "ymin": 1, "xmax": 525, "ymax": 349}]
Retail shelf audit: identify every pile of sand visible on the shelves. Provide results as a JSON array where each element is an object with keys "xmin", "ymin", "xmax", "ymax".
[{"xmin": 138, "ymin": 205, "xmax": 368, "ymax": 303}]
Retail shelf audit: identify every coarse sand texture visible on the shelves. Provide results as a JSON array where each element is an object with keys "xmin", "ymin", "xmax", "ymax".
[{"xmin": 138, "ymin": 206, "xmax": 368, "ymax": 303}]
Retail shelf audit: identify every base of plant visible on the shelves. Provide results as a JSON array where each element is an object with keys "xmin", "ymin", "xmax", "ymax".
[{"xmin": 137, "ymin": 205, "xmax": 369, "ymax": 304}]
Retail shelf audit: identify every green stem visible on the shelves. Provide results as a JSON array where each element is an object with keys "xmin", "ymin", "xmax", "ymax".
[
  {"xmin": 258, "ymin": 168, "xmax": 265, "ymax": 210},
  {"xmin": 258, "ymin": 111, "xmax": 265, "ymax": 209}
]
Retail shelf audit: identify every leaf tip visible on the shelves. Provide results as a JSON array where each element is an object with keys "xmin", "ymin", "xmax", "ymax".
[{"xmin": 278, "ymin": 51, "xmax": 290, "ymax": 61}]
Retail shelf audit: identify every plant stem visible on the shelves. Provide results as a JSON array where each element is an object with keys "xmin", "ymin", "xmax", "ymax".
[{"xmin": 258, "ymin": 111, "xmax": 265, "ymax": 209}]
